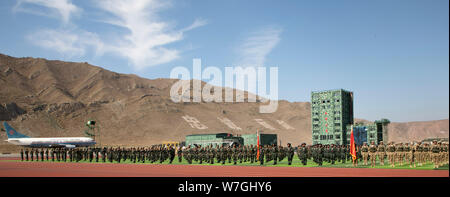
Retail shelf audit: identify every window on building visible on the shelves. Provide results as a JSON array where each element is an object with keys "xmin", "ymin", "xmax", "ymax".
[
  {"xmin": 329, "ymin": 135, "xmax": 334, "ymax": 140},
  {"xmin": 335, "ymin": 135, "xmax": 340, "ymax": 139},
  {"xmin": 322, "ymin": 100, "xmax": 325, "ymax": 104},
  {"xmin": 335, "ymin": 123, "xmax": 341, "ymax": 127},
  {"xmin": 369, "ymin": 134, "xmax": 374, "ymax": 138},
  {"xmin": 336, "ymin": 99, "xmax": 340, "ymax": 102},
  {"xmin": 327, "ymin": 100, "xmax": 330, "ymax": 103},
  {"xmin": 314, "ymin": 136, "xmax": 318, "ymax": 140},
  {"xmin": 335, "ymin": 129, "xmax": 340, "ymax": 132}
]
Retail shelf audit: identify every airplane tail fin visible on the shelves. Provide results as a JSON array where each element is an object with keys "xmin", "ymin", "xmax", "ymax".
[{"xmin": 3, "ymin": 122, "xmax": 29, "ymax": 139}]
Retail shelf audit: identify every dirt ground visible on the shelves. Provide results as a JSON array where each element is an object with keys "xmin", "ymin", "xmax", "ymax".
[{"xmin": 0, "ymin": 159, "xmax": 447, "ymax": 177}]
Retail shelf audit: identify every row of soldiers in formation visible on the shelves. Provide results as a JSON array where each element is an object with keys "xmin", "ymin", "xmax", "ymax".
[
  {"xmin": 19, "ymin": 144, "xmax": 296, "ymax": 165},
  {"xmin": 19, "ymin": 141, "xmax": 448, "ymax": 168},
  {"xmin": 358, "ymin": 140, "xmax": 448, "ymax": 168}
]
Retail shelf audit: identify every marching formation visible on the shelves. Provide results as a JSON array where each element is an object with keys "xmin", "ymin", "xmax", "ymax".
[
  {"xmin": 18, "ymin": 140, "xmax": 448, "ymax": 168},
  {"xmin": 357, "ymin": 140, "xmax": 449, "ymax": 168}
]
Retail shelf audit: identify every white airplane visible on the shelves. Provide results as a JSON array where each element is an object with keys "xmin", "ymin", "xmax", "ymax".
[{"xmin": 3, "ymin": 121, "xmax": 96, "ymax": 148}]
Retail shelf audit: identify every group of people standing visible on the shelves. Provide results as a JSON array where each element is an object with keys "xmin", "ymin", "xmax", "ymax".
[
  {"xmin": 358, "ymin": 140, "xmax": 448, "ymax": 168},
  {"xmin": 18, "ymin": 140, "xmax": 448, "ymax": 168}
]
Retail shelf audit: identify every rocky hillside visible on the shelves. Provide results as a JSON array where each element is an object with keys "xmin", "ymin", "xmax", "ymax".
[{"xmin": 0, "ymin": 54, "xmax": 448, "ymax": 152}]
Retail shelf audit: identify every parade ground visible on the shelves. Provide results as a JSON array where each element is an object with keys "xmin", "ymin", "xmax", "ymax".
[{"xmin": 0, "ymin": 157, "xmax": 448, "ymax": 177}]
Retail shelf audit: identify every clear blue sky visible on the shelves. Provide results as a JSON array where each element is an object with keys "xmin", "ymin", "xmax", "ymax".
[{"xmin": 0, "ymin": 0, "xmax": 448, "ymax": 122}]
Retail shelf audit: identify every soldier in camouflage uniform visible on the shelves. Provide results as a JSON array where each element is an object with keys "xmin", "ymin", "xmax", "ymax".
[
  {"xmin": 395, "ymin": 143, "xmax": 404, "ymax": 166},
  {"xmin": 68, "ymin": 149, "xmax": 72, "ymax": 162},
  {"xmin": 262, "ymin": 145, "xmax": 268, "ymax": 163},
  {"xmin": 377, "ymin": 141, "xmax": 386, "ymax": 166},
  {"xmin": 258, "ymin": 145, "xmax": 265, "ymax": 165},
  {"xmin": 325, "ymin": 145, "xmax": 330, "ymax": 164},
  {"xmin": 443, "ymin": 143, "xmax": 448, "ymax": 166},
  {"xmin": 280, "ymin": 145, "xmax": 285, "ymax": 162},
  {"xmin": 413, "ymin": 142, "xmax": 422, "ymax": 167},
  {"xmin": 49, "ymin": 148, "xmax": 54, "ymax": 162},
  {"xmin": 199, "ymin": 147, "xmax": 205, "ymax": 164},
  {"xmin": 368, "ymin": 141, "xmax": 377, "ymax": 167},
  {"xmin": 101, "ymin": 147, "xmax": 106, "ymax": 163},
  {"xmin": 272, "ymin": 144, "xmax": 278, "ymax": 165},
  {"xmin": 232, "ymin": 144, "xmax": 238, "ymax": 165},
  {"xmin": 330, "ymin": 144, "xmax": 337, "ymax": 165},
  {"xmin": 24, "ymin": 149, "xmax": 29, "ymax": 161},
  {"xmin": 88, "ymin": 148, "xmax": 93, "ymax": 162},
  {"xmin": 40, "ymin": 149, "xmax": 44, "ymax": 162},
  {"xmin": 361, "ymin": 142, "xmax": 369, "ymax": 165},
  {"xmin": 286, "ymin": 143, "xmax": 294, "ymax": 165},
  {"xmin": 336, "ymin": 145, "xmax": 342, "ymax": 163},
  {"xmin": 387, "ymin": 142, "xmax": 396, "ymax": 167},
  {"xmin": 249, "ymin": 145, "xmax": 254, "ymax": 163},
  {"xmin": 118, "ymin": 147, "xmax": 123, "ymax": 163},
  {"xmin": 404, "ymin": 143, "xmax": 413, "ymax": 168},
  {"xmin": 34, "ymin": 148, "xmax": 39, "ymax": 161},
  {"xmin": 211, "ymin": 145, "xmax": 216, "ymax": 164},
  {"xmin": 430, "ymin": 140, "xmax": 440, "ymax": 168},
  {"xmin": 168, "ymin": 146, "xmax": 175, "ymax": 164},
  {"xmin": 245, "ymin": 145, "xmax": 251, "ymax": 163},
  {"xmin": 177, "ymin": 146, "xmax": 183, "ymax": 163},
  {"xmin": 239, "ymin": 145, "xmax": 245, "ymax": 163},
  {"xmin": 311, "ymin": 145, "xmax": 317, "ymax": 164},
  {"xmin": 316, "ymin": 144, "xmax": 323, "ymax": 166},
  {"xmin": 297, "ymin": 143, "xmax": 308, "ymax": 165},
  {"xmin": 32, "ymin": 148, "xmax": 37, "ymax": 161},
  {"xmin": 423, "ymin": 143, "xmax": 430, "ymax": 163},
  {"xmin": 438, "ymin": 142, "xmax": 446, "ymax": 167},
  {"xmin": 187, "ymin": 146, "xmax": 193, "ymax": 164},
  {"xmin": 109, "ymin": 148, "xmax": 114, "ymax": 163},
  {"xmin": 278, "ymin": 145, "xmax": 285, "ymax": 162},
  {"xmin": 227, "ymin": 145, "xmax": 232, "ymax": 163}
]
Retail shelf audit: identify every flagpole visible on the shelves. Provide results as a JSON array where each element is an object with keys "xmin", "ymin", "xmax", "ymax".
[
  {"xmin": 350, "ymin": 124, "xmax": 357, "ymax": 166},
  {"xmin": 256, "ymin": 129, "xmax": 260, "ymax": 161}
]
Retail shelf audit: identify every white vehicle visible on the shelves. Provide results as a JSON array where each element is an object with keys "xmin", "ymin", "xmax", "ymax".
[{"xmin": 3, "ymin": 122, "xmax": 96, "ymax": 148}]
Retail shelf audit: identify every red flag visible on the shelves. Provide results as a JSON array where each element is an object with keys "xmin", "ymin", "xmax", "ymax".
[
  {"xmin": 256, "ymin": 130, "xmax": 260, "ymax": 160},
  {"xmin": 350, "ymin": 125, "xmax": 356, "ymax": 161}
]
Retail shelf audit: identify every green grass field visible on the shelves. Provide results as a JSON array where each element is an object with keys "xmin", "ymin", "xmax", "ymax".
[{"xmin": 4, "ymin": 156, "xmax": 448, "ymax": 170}]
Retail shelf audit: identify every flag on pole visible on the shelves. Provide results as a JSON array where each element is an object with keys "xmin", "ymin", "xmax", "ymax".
[
  {"xmin": 350, "ymin": 125, "xmax": 356, "ymax": 161},
  {"xmin": 256, "ymin": 130, "xmax": 260, "ymax": 160}
]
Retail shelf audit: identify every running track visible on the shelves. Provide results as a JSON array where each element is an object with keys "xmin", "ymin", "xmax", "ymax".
[{"xmin": 0, "ymin": 159, "xmax": 448, "ymax": 177}]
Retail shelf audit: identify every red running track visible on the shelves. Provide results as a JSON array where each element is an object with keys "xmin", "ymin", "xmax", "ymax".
[{"xmin": 0, "ymin": 160, "xmax": 448, "ymax": 177}]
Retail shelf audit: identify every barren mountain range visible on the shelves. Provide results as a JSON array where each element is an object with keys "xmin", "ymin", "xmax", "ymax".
[{"xmin": 0, "ymin": 54, "xmax": 448, "ymax": 152}]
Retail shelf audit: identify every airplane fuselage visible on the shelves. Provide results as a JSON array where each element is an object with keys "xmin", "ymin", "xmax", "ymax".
[{"xmin": 6, "ymin": 137, "xmax": 96, "ymax": 148}]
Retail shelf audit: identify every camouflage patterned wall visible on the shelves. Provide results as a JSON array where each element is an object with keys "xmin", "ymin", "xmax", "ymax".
[{"xmin": 311, "ymin": 89, "xmax": 353, "ymax": 145}]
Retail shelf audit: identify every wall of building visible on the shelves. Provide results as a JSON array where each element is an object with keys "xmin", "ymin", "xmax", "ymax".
[
  {"xmin": 311, "ymin": 89, "xmax": 353, "ymax": 145},
  {"xmin": 241, "ymin": 134, "xmax": 277, "ymax": 146},
  {"xmin": 185, "ymin": 133, "xmax": 242, "ymax": 147},
  {"xmin": 346, "ymin": 122, "xmax": 385, "ymax": 145},
  {"xmin": 185, "ymin": 133, "xmax": 277, "ymax": 147}
]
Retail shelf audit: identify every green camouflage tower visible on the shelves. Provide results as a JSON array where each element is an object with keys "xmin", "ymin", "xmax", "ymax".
[{"xmin": 311, "ymin": 89, "xmax": 353, "ymax": 145}]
